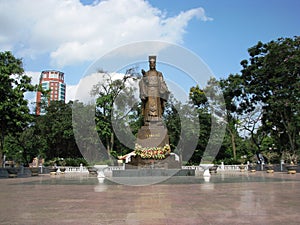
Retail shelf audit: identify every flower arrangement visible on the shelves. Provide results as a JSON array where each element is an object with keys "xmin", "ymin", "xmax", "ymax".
[
  {"xmin": 263, "ymin": 150, "xmax": 279, "ymax": 164},
  {"xmin": 135, "ymin": 144, "xmax": 171, "ymax": 159},
  {"xmin": 282, "ymin": 150, "xmax": 299, "ymax": 164}
]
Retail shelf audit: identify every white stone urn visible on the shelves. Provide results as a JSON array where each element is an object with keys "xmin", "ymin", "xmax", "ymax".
[
  {"xmin": 199, "ymin": 164, "xmax": 214, "ymax": 178},
  {"xmin": 94, "ymin": 165, "xmax": 108, "ymax": 178}
]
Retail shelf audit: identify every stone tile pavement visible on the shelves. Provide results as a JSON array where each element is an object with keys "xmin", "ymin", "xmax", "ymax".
[{"xmin": 0, "ymin": 171, "xmax": 299, "ymax": 225}]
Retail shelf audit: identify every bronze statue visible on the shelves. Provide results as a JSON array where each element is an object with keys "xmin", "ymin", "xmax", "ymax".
[{"xmin": 139, "ymin": 56, "xmax": 169, "ymax": 124}]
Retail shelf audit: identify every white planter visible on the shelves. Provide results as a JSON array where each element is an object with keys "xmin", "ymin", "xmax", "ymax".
[
  {"xmin": 199, "ymin": 164, "xmax": 214, "ymax": 177},
  {"xmin": 94, "ymin": 165, "xmax": 108, "ymax": 178}
]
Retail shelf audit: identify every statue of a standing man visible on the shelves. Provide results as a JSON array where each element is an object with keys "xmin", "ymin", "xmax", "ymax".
[{"xmin": 139, "ymin": 56, "xmax": 170, "ymax": 125}]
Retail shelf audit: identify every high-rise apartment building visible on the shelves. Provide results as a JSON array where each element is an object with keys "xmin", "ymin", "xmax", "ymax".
[{"xmin": 36, "ymin": 70, "xmax": 66, "ymax": 115}]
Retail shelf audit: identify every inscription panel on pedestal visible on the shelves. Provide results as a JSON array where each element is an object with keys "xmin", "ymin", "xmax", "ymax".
[{"xmin": 136, "ymin": 125, "xmax": 169, "ymax": 148}]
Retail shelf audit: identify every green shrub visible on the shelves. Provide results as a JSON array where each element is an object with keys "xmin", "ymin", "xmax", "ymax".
[{"xmin": 63, "ymin": 158, "xmax": 88, "ymax": 167}]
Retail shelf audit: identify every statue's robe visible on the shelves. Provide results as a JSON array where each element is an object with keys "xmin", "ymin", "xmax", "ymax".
[{"xmin": 139, "ymin": 69, "xmax": 169, "ymax": 123}]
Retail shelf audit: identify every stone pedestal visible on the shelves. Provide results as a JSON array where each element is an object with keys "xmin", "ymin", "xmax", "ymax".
[
  {"xmin": 112, "ymin": 168, "xmax": 195, "ymax": 177},
  {"xmin": 136, "ymin": 122, "xmax": 169, "ymax": 148},
  {"xmin": 127, "ymin": 121, "xmax": 180, "ymax": 171},
  {"xmin": 126, "ymin": 155, "xmax": 180, "ymax": 169}
]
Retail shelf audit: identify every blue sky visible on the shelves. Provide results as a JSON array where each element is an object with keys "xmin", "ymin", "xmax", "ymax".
[
  {"xmin": 152, "ymin": 0, "xmax": 299, "ymax": 78},
  {"xmin": 0, "ymin": 0, "xmax": 299, "ymax": 102}
]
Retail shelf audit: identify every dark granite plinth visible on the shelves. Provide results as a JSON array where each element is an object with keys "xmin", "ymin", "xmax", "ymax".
[{"xmin": 112, "ymin": 168, "xmax": 195, "ymax": 177}]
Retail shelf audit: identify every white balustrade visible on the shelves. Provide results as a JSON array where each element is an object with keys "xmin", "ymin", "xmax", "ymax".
[
  {"xmin": 182, "ymin": 164, "xmax": 248, "ymax": 172},
  {"xmin": 57, "ymin": 164, "xmax": 248, "ymax": 175},
  {"xmin": 61, "ymin": 166, "xmax": 88, "ymax": 173}
]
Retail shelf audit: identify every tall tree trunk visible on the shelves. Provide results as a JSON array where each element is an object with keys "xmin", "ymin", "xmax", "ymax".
[
  {"xmin": 231, "ymin": 132, "xmax": 237, "ymax": 160},
  {"xmin": 110, "ymin": 132, "xmax": 114, "ymax": 162},
  {"xmin": 106, "ymin": 136, "xmax": 111, "ymax": 159},
  {"xmin": 227, "ymin": 126, "xmax": 237, "ymax": 160},
  {"xmin": 110, "ymin": 133, "xmax": 114, "ymax": 153},
  {"xmin": 0, "ymin": 124, "xmax": 5, "ymax": 167},
  {"xmin": 281, "ymin": 112, "xmax": 296, "ymax": 153}
]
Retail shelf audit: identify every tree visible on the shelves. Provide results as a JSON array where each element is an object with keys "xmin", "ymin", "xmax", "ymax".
[
  {"xmin": 200, "ymin": 77, "xmax": 227, "ymax": 163},
  {"xmin": 72, "ymin": 101, "xmax": 107, "ymax": 164},
  {"xmin": 239, "ymin": 105, "xmax": 267, "ymax": 156},
  {"xmin": 190, "ymin": 78, "xmax": 226, "ymax": 162},
  {"xmin": 220, "ymin": 75, "xmax": 245, "ymax": 161},
  {"xmin": 188, "ymin": 84, "xmax": 212, "ymax": 164},
  {"xmin": 0, "ymin": 51, "xmax": 35, "ymax": 166},
  {"xmin": 219, "ymin": 37, "xmax": 300, "ymax": 162},
  {"xmin": 164, "ymin": 95, "xmax": 181, "ymax": 149},
  {"xmin": 91, "ymin": 70, "xmax": 137, "ymax": 160},
  {"xmin": 4, "ymin": 126, "xmax": 47, "ymax": 166},
  {"xmin": 239, "ymin": 37, "xmax": 300, "ymax": 158},
  {"xmin": 35, "ymin": 101, "xmax": 82, "ymax": 160}
]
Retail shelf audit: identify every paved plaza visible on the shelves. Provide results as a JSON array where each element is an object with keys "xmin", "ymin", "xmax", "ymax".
[{"xmin": 0, "ymin": 171, "xmax": 300, "ymax": 225}]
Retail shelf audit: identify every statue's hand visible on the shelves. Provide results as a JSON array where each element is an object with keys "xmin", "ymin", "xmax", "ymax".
[{"xmin": 141, "ymin": 69, "xmax": 146, "ymax": 76}]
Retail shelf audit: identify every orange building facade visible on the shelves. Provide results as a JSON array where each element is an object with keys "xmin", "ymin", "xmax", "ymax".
[{"xmin": 36, "ymin": 70, "xmax": 66, "ymax": 115}]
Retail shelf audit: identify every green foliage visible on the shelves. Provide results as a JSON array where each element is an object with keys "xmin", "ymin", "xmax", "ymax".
[
  {"xmin": 0, "ymin": 51, "xmax": 36, "ymax": 166},
  {"xmin": 109, "ymin": 150, "xmax": 118, "ymax": 159},
  {"xmin": 220, "ymin": 74, "xmax": 244, "ymax": 113},
  {"xmin": 164, "ymin": 95, "xmax": 181, "ymax": 151},
  {"xmin": 72, "ymin": 101, "xmax": 111, "ymax": 164},
  {"xmin": 189, "ymin": 85, "xmax": 208, "ymax": 107},
  {"xmin": 164, "ymin": 94, "xmax": 203, "ymax": 163},
  {"xmin": 64, "ymin": 158, "xmax": 88, "ymax": 166},
  {"xmin": 92, "ymin": 72, "xmax": 137, "ymax": 158},
  {"xmin": 220, "ymin": 36, "xmax": 300, "ymax": 163},
  {"xmin": 187, "ymin": 84, "xmax": 212, "ymax": 164},
  {"xmin": 4, "ymin": 101, "xmax": 82, "ymax": 166},
  {"xmin": 43, "ymin": 157, "xmax": 88, "ymax": 167},
  {"xmin": 240, "ymin": 37, "xmax": 300, "ymax": 155},
  {"xmin": 4, "ymin": 127, "xmax": 46, "ymax": 166},
  {"xmin": 34, "ymin": 101, "xmax": 82, "ymax": 160}
]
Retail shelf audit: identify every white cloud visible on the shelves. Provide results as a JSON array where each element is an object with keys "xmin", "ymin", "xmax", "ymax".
[
  {"xmin": 65, "ymin": 84, "xmax": 78, "ymax": 103},
  {"xmin": 74, "ymin": 72, "xmax": 139, "ymax": 104},
  {"xmin": 26, "ymin": 71, "xmax": 41, "ymax": 85},
  {"xmin": 0, "ymin": 0, "xmax": 211, "ymax": 68}
]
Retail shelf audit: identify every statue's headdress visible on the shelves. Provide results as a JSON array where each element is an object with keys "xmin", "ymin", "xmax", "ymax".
[{"xmin": 149, "ymin": 55, "xmax": 156, "ymax": 62}]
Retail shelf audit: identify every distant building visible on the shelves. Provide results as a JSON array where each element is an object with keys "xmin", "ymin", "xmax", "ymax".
[{"xmin": 36, "ymin": 70, "xmax": 66, "ymax": 115}]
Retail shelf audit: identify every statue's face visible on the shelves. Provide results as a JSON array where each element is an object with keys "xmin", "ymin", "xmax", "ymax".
[{"xmin": 149, "ymin": 60, "xmax": 156, "ymax": 69}]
